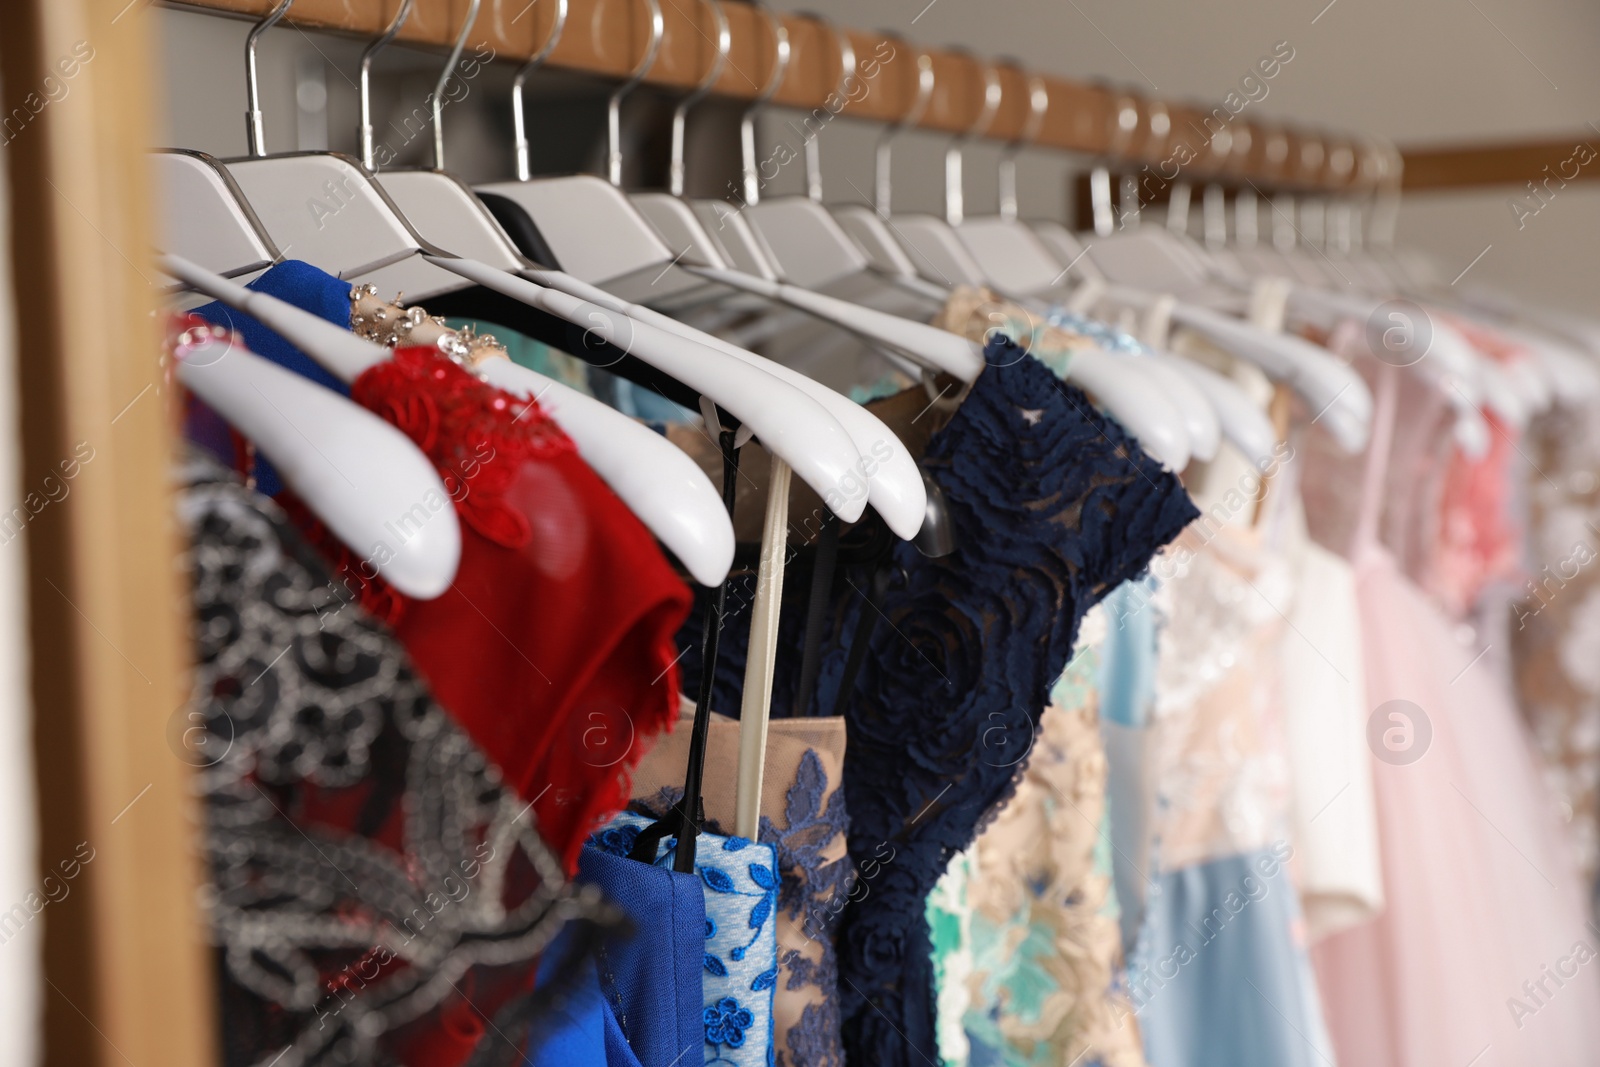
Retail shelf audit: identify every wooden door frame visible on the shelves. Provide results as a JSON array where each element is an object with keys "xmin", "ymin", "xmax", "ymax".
[{"xmin": 1, "ymin": 2, "xmax": 213, "ymax": 1064}]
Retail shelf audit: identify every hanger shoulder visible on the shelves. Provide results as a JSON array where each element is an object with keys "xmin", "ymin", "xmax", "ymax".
[
  {"xmin": 379, "ymin": 171, "xmax": 526, "ymax": 271},
  {"xmin": 632, "ymin": 194, "xmax": 728, "ymax": 271},
  {"xmin": 743, "ymin": 197, "xmax": 869, "ymax": 289},
  {"xmin": 880, "ymin": 214, "xmax": 988, "ymax": 289},
  {"xmin": 428, "ymin": 256, "xmax": 871, "ymax": 522},
  {"xmin": 691, "ymin": 200, "xmax": 780, "ymax": 280},
  {"xmin": 178, "ymin": 339, "xmax": 461, "ymax": 599},
  {"xmin": 473, "ymin": 358, "xmax": 735, "ymax": 585},
  {"xmin": 153, "ymin": 150, "xmax": 278, "ymax": 277},
  {"xmin": 955, "ymin": 217, "xmax": 1066, "ymax": 296}
]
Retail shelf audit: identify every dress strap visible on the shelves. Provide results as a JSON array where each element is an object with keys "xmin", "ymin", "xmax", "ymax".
[{"xmin": 1351, "ymin": 357, "xmax": 1400, "ymax": 558}]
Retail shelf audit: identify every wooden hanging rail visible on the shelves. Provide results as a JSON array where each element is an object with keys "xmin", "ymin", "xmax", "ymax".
[
  {"xmin": 166, "ymin": 0, "xmax": 1387, "ymax": 193},
  {"xmin": 1398, "ymin": 133, "xmax": 1600, "ymax": 191}
]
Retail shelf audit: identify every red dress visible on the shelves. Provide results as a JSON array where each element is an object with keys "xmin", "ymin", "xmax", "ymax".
[{"xmin": 288, "ymin": 346, "xmax": 693, "ymax": 873}]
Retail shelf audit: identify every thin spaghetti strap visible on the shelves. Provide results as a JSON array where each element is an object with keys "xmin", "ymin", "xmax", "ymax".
[{"xmin": 1351, "ymin": 360, "xmax": 1400, "ymax": 557}]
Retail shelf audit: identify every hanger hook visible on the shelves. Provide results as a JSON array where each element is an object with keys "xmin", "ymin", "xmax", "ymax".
[
  {"xmin": 944, "ymin": 52, "xmax": 1001, "ymax": 225},
  {"xmin": 430, "ymin": 0, "xmax": 482, "ymax": 170},
  {"xmin": 245, "ymin": 0, "xmax": 296, "ymax": 158},
  {"xmin": 512, "ymin": 0, "xmax": 570, "ymax": 181},
  {"xmin": 874, "ymin": 40, "xmax": 934, "ymax": 216},
  {"xmin": 996, "ymin": 62, "xmax": 1045, "ymax": 222},
  {"xmin": 740, "ymin": 3, "xmax": 791, "ymax": 205},
  {"xmin": 1089, "ymin": 87, "xmax": 1142, "ymax": 235},
  {"xmin": 797, "ymin": 11, "xmax": 855, "ymax": 202},
  {"xmin": 359, "ymin": 0, "xmax": 415, "ymax": 171},
  {"xmin": 607, "ymin": 0, "xmax": 665, "ymax": 186},
  {"xmin": 669, "ymin": 0, "xmax": 731, "ymax": 196}
]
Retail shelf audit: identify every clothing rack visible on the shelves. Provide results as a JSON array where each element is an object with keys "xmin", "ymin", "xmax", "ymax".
[
  {"xmin": 2, "ymin": 2, "xmax": 1583, "ymax": 1066},
  {"xmin": 168, "ymin": 0, "xmax": 1390, "ymax": 193},
  {"xmin": 173, "ymin": 0, "xmax": 1596, "ymax": 194}
]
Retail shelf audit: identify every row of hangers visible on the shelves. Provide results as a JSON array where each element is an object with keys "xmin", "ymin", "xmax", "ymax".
[{"xmin": 156, "ymin": 0, "xmax": 1600, "ymax": 862}]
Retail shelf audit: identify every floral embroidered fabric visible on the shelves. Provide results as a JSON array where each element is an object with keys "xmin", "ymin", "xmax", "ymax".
[
  {"xmin": 1148, "ymin": 524, "xmax": 1295, "ymax": 870},
  {"xmin": 628, "ymin": 704, "xmax": 853, "ymax": 1067},
  {"xmin": 808, "ymin": 345, "xmax": 1197, "ymax": 1066},
  {"xmin": 1512, "ymin": 396, "xmax": 1600, "ymax": 887},
  {"xmin": 284, "ymin": 345, "xmax": 693, "ymax": 874},
  {"xmin": 591, "ymin": 812, "xmax": 780, "ymax": 1067},
  {"xmin": 177, "ymin": 450, "xmax": 603, "ymax": 1067},
  {"xmin": 956, "ymin": 606, "xmax": 1148, "ymax": 1067}
]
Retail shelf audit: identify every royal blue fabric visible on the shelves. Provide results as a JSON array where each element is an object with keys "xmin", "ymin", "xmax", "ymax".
[
  {"xmin": 524, "ymin": 927, "xmax": 610, "ymax": 1067},
  {"xmin": 574, "ymin": 844, "xmax": 705, "ymax": 1067},
  {"xmin": 190, "ymin": 260, "xmax": 353, "ymax": 495},
  {"xmin": 677, "ymin": 340, "xmax": 1198, "ymax": 1066}
]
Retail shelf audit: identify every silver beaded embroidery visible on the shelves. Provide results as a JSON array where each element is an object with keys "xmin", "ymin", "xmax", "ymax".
[{"xmin": 177, "ymin": 451, "xmax": 603, "ymax": 1067}]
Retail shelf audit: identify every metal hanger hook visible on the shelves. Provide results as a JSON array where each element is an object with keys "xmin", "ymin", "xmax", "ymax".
[
  {"xmin": 245, "ymin": 0, "xmax": 296, "ymax": 158},
  {"xmin": 607, "ymin": 0, "xmax": 666, "ymax": 186},
  {"xmin": 996, "ymin": 63, "xmax": 1046, "ymax": 221},
  {"xmin": 669, "ymin": 0, "xmax": 731, "ymax": 196},
  {"xmin": 797, "ymin": 10, "xmax": 855, "ymax": 202},
  {"xmin": 873, "ymin": 41, "xmax": 934, "ymax": 216},
  {"xmin": 512, "ymin": 0, "xmax": 570, "ymax": 181},
  {"xmin": 359, "ymin": 0, "xmax": 416, "ymax": 171},
  {"xmin": 944, "ymin": 51, "xmax": 1001, "ymax": 225},
  {"xmin": 739, "ymin": 2, "xmax": 792, "ymax": 205},
  {"xmin": 431, "ymin": 0, "xmax": 482, "ymax": 171}
]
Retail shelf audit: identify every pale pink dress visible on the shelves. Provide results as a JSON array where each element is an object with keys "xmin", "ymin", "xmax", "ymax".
[{"xmin": 1305, "ymin": 335, "xmax": 1600, "ymax": 1067}]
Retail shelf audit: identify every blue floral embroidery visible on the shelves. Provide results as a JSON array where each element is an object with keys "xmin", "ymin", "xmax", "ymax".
[
  {"xmin": 705, "ymin": 996, "xmax": 756, "ymax": 1048},
  {"xmin": 588, "ymin": 822, "xmax": 641, "ymax": 858},
  {"xmin": 602, "ymin": 810, "xmax": 778, "ymax": 1067},
  {"xmin": 633, "ymin": 746, "xmax": 854, "ymax": 1067}
]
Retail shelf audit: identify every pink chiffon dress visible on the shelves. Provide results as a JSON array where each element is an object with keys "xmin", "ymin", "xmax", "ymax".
[{"xmin": 1305, "ymin": 330, "xmax": 1600, "ymax": 1067}]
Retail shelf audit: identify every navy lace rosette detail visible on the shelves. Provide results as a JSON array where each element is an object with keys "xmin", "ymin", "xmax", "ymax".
[{"xmin": 817, "ymin": 344, "xmax": 1197, "ymax": 1066}]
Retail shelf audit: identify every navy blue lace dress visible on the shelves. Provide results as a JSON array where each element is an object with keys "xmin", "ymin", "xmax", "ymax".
[
  {"xmin": 828, "ymin": 346, "xmax": 1195, "ymax": 1065},
  {"xmin": 685, "ymin": 341, "xmax": 1197, "ymax": 1066}
]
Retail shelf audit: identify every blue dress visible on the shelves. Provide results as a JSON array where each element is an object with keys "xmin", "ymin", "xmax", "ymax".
[
  {"xmin": 574, "ymin": 843, "xmax": 707, "ymax": 1067},
  {"xmin": 190, "ymin": 259, "xmax": 354, "ymax": 495}
]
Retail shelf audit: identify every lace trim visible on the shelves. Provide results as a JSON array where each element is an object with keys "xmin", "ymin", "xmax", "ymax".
[{"xmin": 289, "ymin": 346, "xmax": 577, "ymax": 626}]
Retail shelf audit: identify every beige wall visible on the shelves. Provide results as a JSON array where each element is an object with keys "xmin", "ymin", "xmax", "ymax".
[{"xmin": 761, "ymin": 0, "xmax": 1600, "ymax": 312}]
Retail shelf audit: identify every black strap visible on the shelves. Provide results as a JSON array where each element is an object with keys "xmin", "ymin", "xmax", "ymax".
[
  {"xmin": 793, "ymin": 511, "xmax": 840, "ymax": 717},
  {"xmin": 628, "ymin": 425, "xmax": 741, "ymax": 869},
  {"xmin": 829, "ymin": 564, "xmax": 893, "ymax": 720},
  {"xmin": 669, "ymin": 425, "xmax": 741, "ymax": 871}
]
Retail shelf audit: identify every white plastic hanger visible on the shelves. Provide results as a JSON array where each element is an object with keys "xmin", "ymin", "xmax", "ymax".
[
  {"xmin": 1019, "ymin": 101, "xmax": 1373, "ymax": 452},
  {"xmin": 166, "ymin": 142, "xmax": 740, "ymax": 582},
  {"xmin": 631, "ymin": 0, "xmax": 732, "ymax": 272},
  {"xmin": 205, "ymin": 0, "xmax": 874, "ymax": 527},
  {"xmin": 832, "ymin": 45, "xmax": 990, "ymax": 290},
  {"xmin": 723, "ymin": 14, "xmax": 935, "ymax": 305},
  {"xmin": 355, "ymin": 0, "xmax": 735, "ymax": 584},
  {"xmin": 161, "ymin": 254, "xmax": 461, "ymax": 599},
  {"xmin": 823, "ymin": 51, "xmax": 1198, "ymax": 469},
  {"xmin": 470, "ymin": 4, "xmax": 980, "ymax": 384},
  {"xmin": 368, "ymin": 0, "xmax": 925, "ymax": 539}
]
